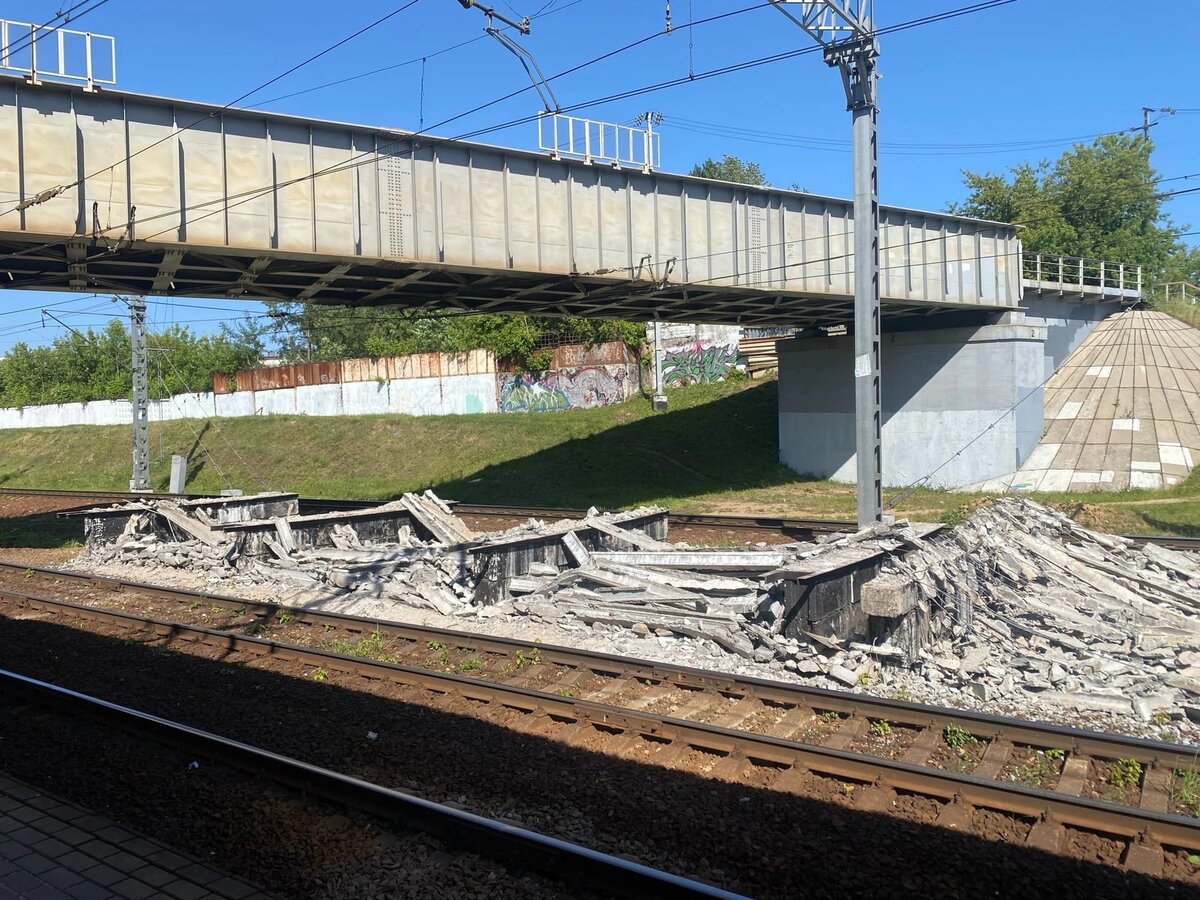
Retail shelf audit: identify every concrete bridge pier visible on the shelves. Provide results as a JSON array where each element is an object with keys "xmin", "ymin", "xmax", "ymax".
[{"xmin": 777, "ymin": 320, "xmax": 1049, "ymax": 490}]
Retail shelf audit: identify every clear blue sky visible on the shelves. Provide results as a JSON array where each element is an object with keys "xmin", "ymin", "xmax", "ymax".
[{"xmin": 2, "ymin": 0, "xmax": 1197, "ymax": 352}]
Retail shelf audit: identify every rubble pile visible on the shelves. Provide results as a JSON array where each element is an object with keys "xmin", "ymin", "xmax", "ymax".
[
  {"xmin": 870, "ymin": 498, "xmax": 1200, "ymax": 721},
  {"xmin": 73, "ymin": 491, "xmax": 1200, "ymax": 730}
]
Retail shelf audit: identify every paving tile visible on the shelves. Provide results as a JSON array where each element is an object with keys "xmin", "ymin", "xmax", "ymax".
[
  {"xmin": 110, "ymin": 877, "xmax": 159, "ymax": 900},
  {"xmin": 13, "ymin": 852, "xmax": 57, "ymax": 876},
  {"xmin": 0, "ymin": 870, "xmax": 43, "ymax": 894},
  {"xmin": 129, "ymin": 864, "xmax": 174, "ymax": 888},
  {"xmin": 57, "ymin": 850, "xmax": 99, "ymax": 871},
  {"xmin": 66, "ymin": 882, "xmax": 117, "ymax": 900},
  {"xmin": 118, "ymin": 838, "xmax": 159, "ymax": 858},
  {"xmin": 80, "ymin": 864, "xmax": 125, "ymax": 888},
  {"xmin": 77, "ymin": 839, "xmax": 120, "ymax": 860},
  {"xmin": 210, "ymin": 875, "xmax": 258, "ymax": 899},
  {"xmin": 28, "ymin": 836, "xmax": 72, "ymax": 859},
  {"xmin": 162, "ymin": 879, "xmax": 211, "ymax": 900},
  {"xmin": 104, "ymin": 851, "xmax": 146, "ymax": 875},
  {"xmin": 40, "ymin": 866, "xmax": 87, "ymax": 890},
  {"xmin": 56, "ymin": 826, "xmax": 93, "ymax": 847},
  {"xmin": 175, "ymin": 862, "xmax": 222, "ymax": 886}
]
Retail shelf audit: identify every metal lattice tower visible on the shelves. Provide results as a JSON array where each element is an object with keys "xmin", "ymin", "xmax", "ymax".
[
  {"xmin": 129, "ymin": 296, "xmax": 150, "ymax": 492},
  {"xmin": 770, "ymin": 0, "xmax": 882, "ymax": 526}
]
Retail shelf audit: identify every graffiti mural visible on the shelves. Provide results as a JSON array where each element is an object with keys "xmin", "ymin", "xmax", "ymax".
[
  {"xmin": 661, "ymin": 342, "xmax": 738, "ymax": 386},
  {"xmin": 500, "ymin": 366, "xmax": 631, "ymax": 413}
]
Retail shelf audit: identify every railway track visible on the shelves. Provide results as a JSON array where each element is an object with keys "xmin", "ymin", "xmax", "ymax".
[
  {"xmin": 0, "ymin": 667, "xmax": 736, "ymax": 900},
  {"xmin": 3, "ymin": 485, "xmax": 1197, "ymax": 549},
  {"xmin": 3, "ymin": 561, "xmax": 1200, "ymax": 882}
]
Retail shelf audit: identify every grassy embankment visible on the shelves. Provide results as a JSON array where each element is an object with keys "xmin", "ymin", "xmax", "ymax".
[{"xmin": 0, "ymin": 376, "xmax": 1196, "ymax": 539}]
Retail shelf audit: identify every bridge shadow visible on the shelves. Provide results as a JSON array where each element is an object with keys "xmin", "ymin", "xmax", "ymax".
[
  {"xmin": 0, "ymin": 612, "xmax": 1195, "ymax": 899},
  {"xmin": 429, "ymin": 381, "xmax": 821, "ymax": 510}
]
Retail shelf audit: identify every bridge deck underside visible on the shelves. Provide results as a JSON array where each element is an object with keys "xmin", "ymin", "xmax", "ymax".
[{"xmin": 1, "ymin": 237, "xmax": 999, "ymax": 329}]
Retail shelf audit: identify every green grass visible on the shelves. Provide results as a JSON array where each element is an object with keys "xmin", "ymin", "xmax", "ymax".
[
  {"xmin": 0, "ymin": 376, "xmax": 1196, "ymax": 536},
  {"xmin": 1160, "ymin": 299, "xmax": 1200, "ymax": 329}
]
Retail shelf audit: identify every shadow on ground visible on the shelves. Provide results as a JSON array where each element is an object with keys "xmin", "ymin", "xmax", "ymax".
[
  {"xmin": 430, "ymin": 381, "xmax": 817, "ymax": 509},
  {"xmin": 0, "ymin": 613, "xmax": 1194, "ymax": 899}
]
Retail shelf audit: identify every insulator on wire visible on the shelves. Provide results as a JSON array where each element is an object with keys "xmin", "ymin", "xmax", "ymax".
[{"xmin": 665, "ymin": 0, "xmax": 672, "ymax": 33}]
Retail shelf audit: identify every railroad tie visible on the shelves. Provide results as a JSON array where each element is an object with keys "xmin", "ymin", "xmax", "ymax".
[
  {"xmin": 970, "ymin": 738, "xmax": 1013, "ymax": 781},
  {"xmin": 934, "ymin": 798, "xmax": 973, "ymax": 831},
  {"xmin": 1122, "ymin": 833, "xmax": 1165, "ymax": 878},
  {"xmin": 711, "ymin": 697, "xmax": 763, "ymax": 730},
  {"xmin": 671, "ymin": 691, "xmax": 716, "ymax": 721},
  {"xmin": 900, "ymin": 725, "xmax": 942, "ymax": 766},
  {"xmin": 624, "ymin": 682, "xmax": 677, "ymax": 712},
  {"xmin": 1025, "ymin": 814, "xmax": 1065, "ymax": 853},
  {"xmin": 821, "ymin": 715, "xmax": 866, "ymax": 751},
  {"xmin": 708, "ymin": 750, "xmax": 749, "ymax": 782},
  {"xmin": 1055, "ymin": 755, "xmax": 1091, "ymax": 796},
  {"xmin": 1137, "ymin": 762, "xmax": 1171, "ymax": 814},
  {"xmin": 770, "ymin": 705, "xmax": 817, "ymax": 742}
]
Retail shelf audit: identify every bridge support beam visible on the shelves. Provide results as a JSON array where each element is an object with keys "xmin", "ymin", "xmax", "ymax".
[{"xmin": 777, "ymin": 322, "xmax": 1047, "ymax": 492}]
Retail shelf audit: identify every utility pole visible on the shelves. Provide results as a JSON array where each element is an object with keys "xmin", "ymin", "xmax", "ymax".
[
  {"xmin": 129, "ymin": 296, "xmax": 151, "ymax": 492},
  {"xmin": 769, "ymin": 1, "xmax": 882, "ymax": 526},
  {"xmin": 1141, "ymin": 106, "xmax": 1176, "ymax": 141}
]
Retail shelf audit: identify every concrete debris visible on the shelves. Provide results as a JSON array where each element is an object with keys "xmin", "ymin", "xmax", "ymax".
[{"xmin": 72, "ymin": 491, "xmax": 1200, "ymax": 738}]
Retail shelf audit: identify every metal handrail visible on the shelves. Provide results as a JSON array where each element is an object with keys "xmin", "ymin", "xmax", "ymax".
[
  {"xmin": 1021, "ymin": 252, "xmax": 1143, "ymax": 296},
  {"xmin": 1159, "ymin": 281, "xmax": 1200, "ymax": 304},
  {"xmin": 537, "ymin": 112, "xmax": 661, "ymax": 173},
  {"xmin": 0, "ymin": 18, "xmax": 116, "ymax": 90}
]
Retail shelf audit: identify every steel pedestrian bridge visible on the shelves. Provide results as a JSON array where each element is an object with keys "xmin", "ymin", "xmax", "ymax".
[{"xmin": 2, "ymin": 75, "xmax": 1028, "ymax": 326}]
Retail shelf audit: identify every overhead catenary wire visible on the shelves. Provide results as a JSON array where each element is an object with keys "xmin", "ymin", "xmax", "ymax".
[
  {"xmin": 0, "ymin": 0, "xmax": 112, "ymax": 62},
  {"xmin": 0, "ymin": 1, "xmax": 425, "ymax": 223}
]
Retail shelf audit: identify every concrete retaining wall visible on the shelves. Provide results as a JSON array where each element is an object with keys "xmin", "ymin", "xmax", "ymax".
[
  {"xmin": 778, "ymin": 323, "xmax": 1047, "ymax": 488},
  {"xmin": 0, "ymin": 372, "xmax": 500, "ymax": 430}
]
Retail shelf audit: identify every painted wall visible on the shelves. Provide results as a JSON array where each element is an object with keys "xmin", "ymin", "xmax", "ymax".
[
  {"xmin": 777, "ymin": 323, "xmax": 1047, "ymax": 488},
  {"xmin": 498, "ymin": 364, "xmax": 638, "ymax": 413},
  {"xmin": 649, "ymin": 323, "xmax": 742, "ymax": 386}
]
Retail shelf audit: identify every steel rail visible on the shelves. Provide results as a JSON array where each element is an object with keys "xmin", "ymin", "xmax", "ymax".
[
  {"xmin": 3, "ymin": 559, "xmax": 1198, "ymax": 774},
  {"xmin": 0, "ymin": 667, "xmax": 743, "ymax": 900},
  {"xmin": 3, "ymin": 581, "xmax": 1200, "ymax": 861},
  {"xmin": 3, "ymin": 486, "xmax": 1197, "ymax": 546}
]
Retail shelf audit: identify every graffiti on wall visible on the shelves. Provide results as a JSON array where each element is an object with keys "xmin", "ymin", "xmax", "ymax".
[
  {"xmin": 500, "ymin": 366, "xmax": 630, "ymax": 413},
  {"xmin": 661, "ymin": 342, "xmax": 738, "ymax": 386}
]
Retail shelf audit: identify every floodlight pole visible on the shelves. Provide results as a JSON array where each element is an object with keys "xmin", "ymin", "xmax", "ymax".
[{"xmin": 769, "ymin": 1, "xmax": 882, "ymax": 527}]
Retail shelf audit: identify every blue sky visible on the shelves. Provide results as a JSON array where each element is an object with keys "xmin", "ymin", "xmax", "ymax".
[{"xmin": 2, "ymin": 0, "xmax": 1197, "ymax": 352}]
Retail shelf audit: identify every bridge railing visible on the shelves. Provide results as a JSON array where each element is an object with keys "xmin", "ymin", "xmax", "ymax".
[
  {"xmin": 1159, "ymin": 281, "xmax": 1200, "ymax": 305},
  {"xmin": 1021, "ymin": 252, "xmax": 1143, "ymax": 297},
  {"xmin": 537, "ymin": 112, "xmax": 660, "ymax": 172},
  {"xmin": 0, "ymin": 19, "xmax": 116, "ymax": 90}
]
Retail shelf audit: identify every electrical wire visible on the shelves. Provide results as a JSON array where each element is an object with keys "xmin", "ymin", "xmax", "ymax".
[
  {"xmin": 0, "ymin": 1, "xmax": 424, "ymax": 224},
  {"xmin": 0, "ymin": 0, "xmax": 112, "ymax": 61}
]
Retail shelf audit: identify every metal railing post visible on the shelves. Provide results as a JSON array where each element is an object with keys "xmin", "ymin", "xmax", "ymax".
[
  {"xmin": 1119, "ymin": 263, "xmax": 1125, "ymax": 294},
  {"xmin": 1099, "ymin": 260, "xmax": 1105, "ymax": 290},
  {"xmin": 1137, "ymin": 266, "xmax": 1143, "ymax": 298},
  {"xmin": 1079, "ymin": 257, "xmax": 1084, "ymax": 291}
]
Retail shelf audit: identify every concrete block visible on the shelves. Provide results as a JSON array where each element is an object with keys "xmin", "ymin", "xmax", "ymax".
[{"xmin": 860, "ymin": 574, "xmax": 920, "ymax": 618}]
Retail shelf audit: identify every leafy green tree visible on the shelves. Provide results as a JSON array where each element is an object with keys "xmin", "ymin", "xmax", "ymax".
[
  {"xmin": 0, "ymin": 320, "xmax": 261, "ymax": 407},
  {"xmin": 689, "ymin": 154, "xmax": 768, "ymax": 186},
  {"xmin": 259, "ymin": 302, "xmax": 644, "ymax": 370},
  {"xmin": 948, "ymin": 134, "xmax": 1181, "ymax": 277}
]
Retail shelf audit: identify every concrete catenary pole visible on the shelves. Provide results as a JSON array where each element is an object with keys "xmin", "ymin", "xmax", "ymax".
[
  {"xmin": 129, "ymin": 296, "xmax": 151, "ymax": 492},
  {"xmin": 769, "ymin": 1, "xmax": 882, "ymax": 526}
]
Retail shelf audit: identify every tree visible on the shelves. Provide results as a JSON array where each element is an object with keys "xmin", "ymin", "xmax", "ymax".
[
  {"xmin": 258, "ymin": 302, "xmax": 644, "ymax": 371},
  {"xmin": 689, "ymin": 154, "xmax": 767, "ymax": 186},
  {"xmin": 948, "ymin": 134, "xmax": 1181, "ymax": 277}
]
